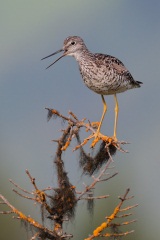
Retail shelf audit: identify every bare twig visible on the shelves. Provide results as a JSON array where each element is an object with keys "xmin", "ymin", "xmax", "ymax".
[
  {"xmin": 0, "ymin": 194, "xmax": 60, "ymax": 239},
  {"xmin": 77, "ymin": 156, "xmax": 114, "ymax": 201},
  {"xmin": 84, "ymin": 188, "xmax": 137, "ymax": 240},
  {"xmin": 46, "ymin": 108, "xmax": 128, "ymax": 152},
  {"xmin": 0, "ymin": 107, "xmax": 136, "ymax": 240},
  {"xmin": 81, "ymin": 195, "xmax": 109, "ymax": 200}
]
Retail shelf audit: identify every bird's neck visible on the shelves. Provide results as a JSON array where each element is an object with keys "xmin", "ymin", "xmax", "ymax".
[{"xmin": 74, "ymin": 48, "xmax": 94, "ymax": 63}]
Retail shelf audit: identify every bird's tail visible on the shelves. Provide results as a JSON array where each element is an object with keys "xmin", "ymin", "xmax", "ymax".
[{"xmin": 135, "ymin": 80, "xmax": 143, "ymax": 87}]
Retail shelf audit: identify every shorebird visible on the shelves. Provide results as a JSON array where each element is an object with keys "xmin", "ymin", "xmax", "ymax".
[{"xmin": 42, "ymin": 36, "xmax": 142, "ymax": 147}]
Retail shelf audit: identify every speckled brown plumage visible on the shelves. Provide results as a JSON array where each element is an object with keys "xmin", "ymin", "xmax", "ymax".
[
  {"xmin": 42, "ymin": 36, "xmax": 142, "ymax": 146},
  {"xmin": 61, "ymin": 36, "xmax": 142, "ymax": 95}
]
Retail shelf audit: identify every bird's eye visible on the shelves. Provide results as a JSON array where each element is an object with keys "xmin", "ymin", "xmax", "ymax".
[{"xmin": 71, "ymin": 41, "xmax": 76, "ymax": 45}]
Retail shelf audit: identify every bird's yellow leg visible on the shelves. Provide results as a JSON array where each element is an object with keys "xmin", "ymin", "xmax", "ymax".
[
  {"xmin": 95, "ymin": 95, "xmax": 107, "ymax": 137},
  {"xmin": 90, "ymin": 94, "xmax": 119, "ymax": 148},
  {"xmin": 113, "ymin": 94, "xmax": 118, "ymax": 140},
  {"xmin": 90, "ymin": 95, "xmax": 107, "ymax": 147}
]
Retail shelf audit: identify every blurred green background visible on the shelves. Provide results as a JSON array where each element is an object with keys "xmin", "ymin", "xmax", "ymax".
[{"xmin": 0, "ymin": 0, "xmax": 160, "ymax": 239}]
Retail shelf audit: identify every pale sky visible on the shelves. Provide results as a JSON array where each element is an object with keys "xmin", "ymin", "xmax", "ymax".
[{"xmin": 1, "ymin": 1, "xmax": 160, "ymax": 239}]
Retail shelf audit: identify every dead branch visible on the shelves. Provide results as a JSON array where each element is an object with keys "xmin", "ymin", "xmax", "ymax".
[
  {"xmin": 0, "ymin": 194, "xmax": 60, "ymax": 239},
  {"xmin": 0, "ymin": 108, "xmax": 137, "ymax": 240},
  {"xmin": 84, "ymin": 188, "xmax": 137, "ymax": 239},
  {"xmin": 46, "ymin": 108, "xmax": 128, "ymax": 153}
]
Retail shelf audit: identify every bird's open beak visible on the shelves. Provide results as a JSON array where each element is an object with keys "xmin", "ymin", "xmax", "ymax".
[{"xmin": 41, "ymin": 49, "xmax": 65, "ymax": 69}]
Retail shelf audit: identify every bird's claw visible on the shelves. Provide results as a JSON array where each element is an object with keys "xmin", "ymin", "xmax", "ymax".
[
  {"xmin": 90, "ymin": 133, "xmax": 117, "ymax": 148},
  {"xmin": 73, "ymin": 132, "xmax": 128, "ymax": 152}
]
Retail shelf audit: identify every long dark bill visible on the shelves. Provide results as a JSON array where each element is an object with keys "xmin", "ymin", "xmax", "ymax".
[{"xmin": 41, "ymin": 49, "xmax": 64, "ymax": 69}]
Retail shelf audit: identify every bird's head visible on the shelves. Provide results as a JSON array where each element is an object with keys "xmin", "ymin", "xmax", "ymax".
[{"xmin": 41, "ymin": 36, "xmax": 86, "ymax": 69}]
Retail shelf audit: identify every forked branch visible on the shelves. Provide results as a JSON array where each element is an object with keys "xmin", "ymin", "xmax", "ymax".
[
  {"xmin": 46, "ymin": 108, "xmax": 128, "ymax": 153},
  {"xmin": 0, "ymin": 108, "xmax": 137, "ymax": 240},
  {"xmin": 84, "ymin": 188, "xmax": 138, "ymax": 240}
]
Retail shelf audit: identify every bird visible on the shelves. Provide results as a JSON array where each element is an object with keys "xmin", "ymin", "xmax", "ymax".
[{"xmin": 42, "ymin": 36, "xmax": 142, "ymax": 147}]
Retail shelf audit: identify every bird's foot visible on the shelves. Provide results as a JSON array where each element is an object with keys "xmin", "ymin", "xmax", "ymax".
[
  {"xmin": 73, "ymin": 132, "xmax": 128, "ymax": 152},
  {"xmin": 91, "ymin": 133, "xmax": 129, "ymax": 152},
  {"xmin": 90, "ymin": 132, "xmax": 117, "ymax": 148}
]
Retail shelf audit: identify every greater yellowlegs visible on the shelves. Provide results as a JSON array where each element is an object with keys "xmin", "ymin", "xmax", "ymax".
[{"xmin": 42, "ymin": 36, "xmax": 142, "ymax": 146}]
